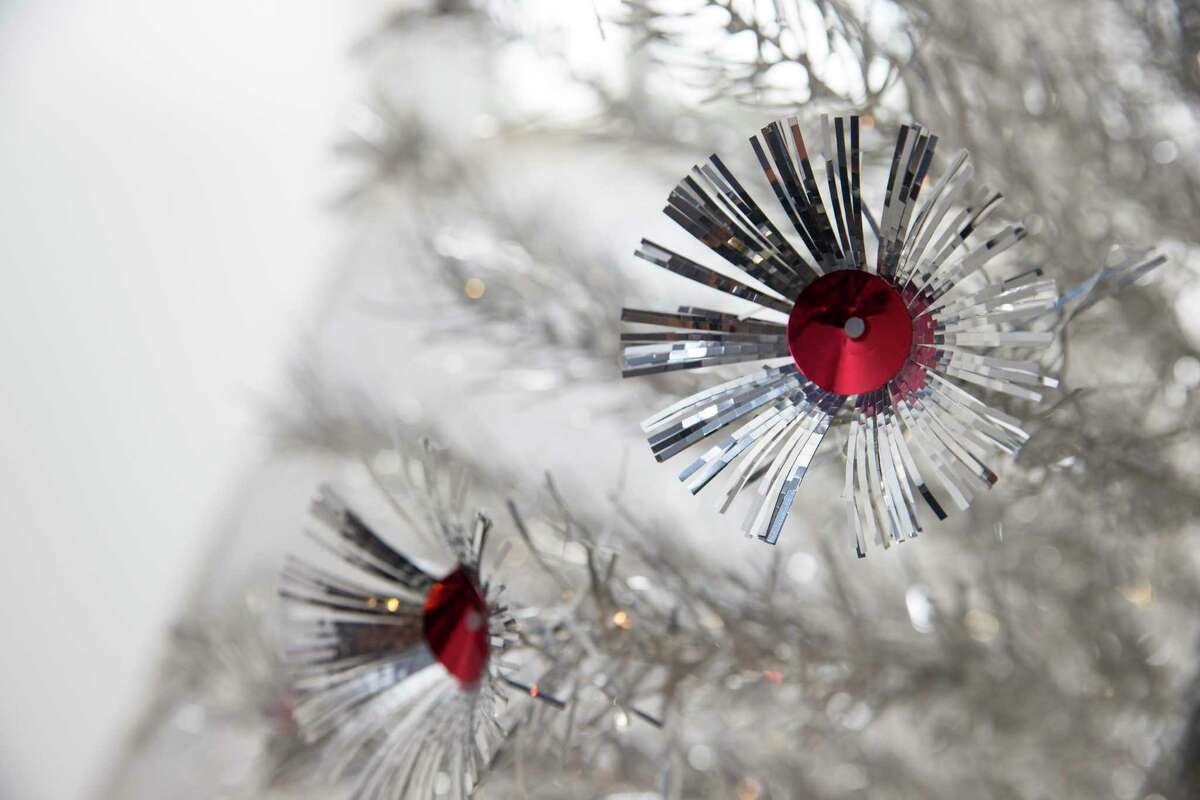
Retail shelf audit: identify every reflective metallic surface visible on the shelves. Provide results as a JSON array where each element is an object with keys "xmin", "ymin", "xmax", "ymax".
[
  {"xmin": 622, "ymin": 115, "xmax": 1076, "ymax": 553},
  {"xmin": 787, "ymin": 270, "xmax": 912, "ymax": 394},
  {"xmin": 279, "ymin": 484, "xmax": 546, "ymax": 799}
]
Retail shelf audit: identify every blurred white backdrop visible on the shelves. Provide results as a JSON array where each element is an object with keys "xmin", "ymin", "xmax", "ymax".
[{"xmin": 0, "ymin": 1, "xmax": 374, "ymax": 797}]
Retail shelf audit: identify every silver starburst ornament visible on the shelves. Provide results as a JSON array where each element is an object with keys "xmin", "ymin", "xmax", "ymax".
[
  {"xmin": 280, "ymin": 483, "xmax": 561, "ymax": 799},
  {"xmin": 623, "ymin": 115, "xmax": 1074, "ymax": 555}
]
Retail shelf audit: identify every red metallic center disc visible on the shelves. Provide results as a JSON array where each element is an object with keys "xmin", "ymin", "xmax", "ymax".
[
  {"xmin": 787, "ymin": 271, "xmax": 913, "ymax": 395},
  {"xmin": 422, "ymin": 567, "xmax": 489, "ymax": 686}
]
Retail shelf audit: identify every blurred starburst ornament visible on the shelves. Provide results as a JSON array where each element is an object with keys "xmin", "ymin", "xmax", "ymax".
[
  {"xmin": 622, "ymin": 115, "xmax": 1066, "ymax": 554},
  {"xmin": 280, "ymin": 482, "xmax": 562, "ymax": 799}
]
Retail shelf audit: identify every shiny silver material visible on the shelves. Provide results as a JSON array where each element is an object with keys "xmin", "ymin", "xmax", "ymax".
[
  {"xmin": 280, "ymin": 480, "xmax": 563, "ymax": 799},
  {"xmin": 622, "ymin": 115, "xmax": 1082, "ymax": 554}
]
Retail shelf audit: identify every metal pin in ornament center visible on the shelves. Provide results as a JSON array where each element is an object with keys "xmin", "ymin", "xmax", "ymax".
[{"xmin": 844, "ymin": 316, "xmax": 866, "ymax": 339}]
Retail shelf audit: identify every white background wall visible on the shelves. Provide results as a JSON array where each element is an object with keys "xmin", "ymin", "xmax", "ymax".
[{"xmin": 0, "ymin": 2, "xmax": 372, "ymax": 797}]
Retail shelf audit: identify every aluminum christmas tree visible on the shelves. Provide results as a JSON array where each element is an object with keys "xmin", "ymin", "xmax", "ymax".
[{"xmin": 104, "ymin": 3, "xmax": 1200, "ymax": 799}]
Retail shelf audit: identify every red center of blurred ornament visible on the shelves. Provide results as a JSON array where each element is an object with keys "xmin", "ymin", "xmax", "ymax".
[
  {"xmin": 787, "ymin": 271, "xmax": 914, "ymax": 395},
  {"xmin": 422, "ymin": 567, "xmax": 489, "ymax": 687}
]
